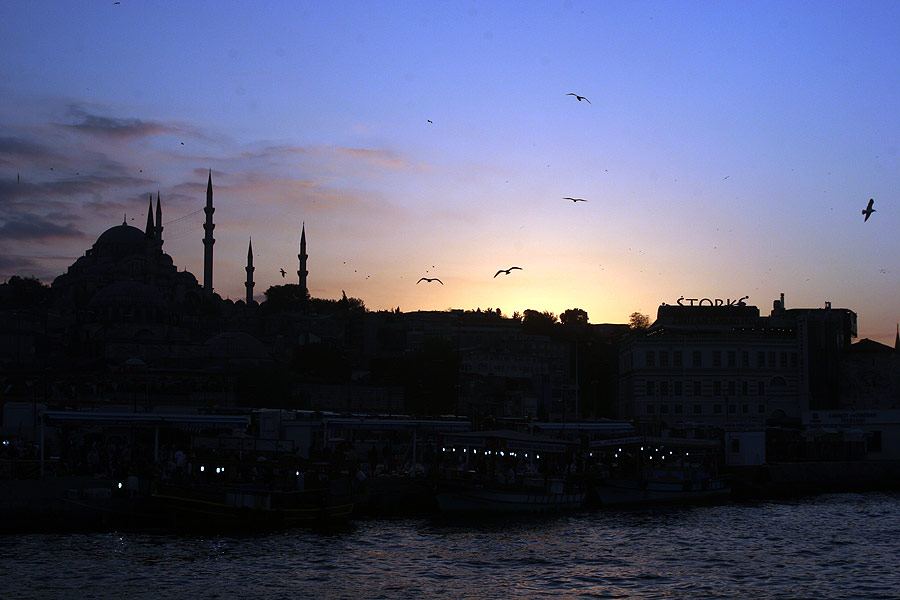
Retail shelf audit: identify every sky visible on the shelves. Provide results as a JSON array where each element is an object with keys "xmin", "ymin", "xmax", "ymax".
[{"xmin": 1, "ymin": 1, "xmax": 898, "ymax": 345}]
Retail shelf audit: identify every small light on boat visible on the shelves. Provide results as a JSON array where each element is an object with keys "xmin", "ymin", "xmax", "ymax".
[
  {"xmin": 200, "ymin": 465, "xmax": 205, "ymax": 472},
  {"xmin": 640, "ymin": 446, "xmax": 644, "ymax": 451},
  {"xmin": 442, "ymin": 447, "xmax": 446, "ymax": 452},
  {"xmin": 463, "ymin": 448, "xmax": 467, "ymax": 453},
  {"xmin": 524, "ymin": 453, "xmax": 528, "ymax": 458},
  {"xmin": 118, "ymin": 482, "xmax": 123, "ymax": 489},
  {"xmin": 296, "ymin": 471, "xmax": 300, "ymax": 476},
  {"xmin": 669, "ymin": 451, "xmax": 673, "ymax": 455},
  {"xmin": 618, "ymin": 448, "xmax": 622, "ymax": 452},
  {"xmin": 536, "ymin": 454, "xmax": 540, "ymax": 460},
  {"xmin": 500, "ymin": 451, "xmax": 505, "ymax": 457},
  {"xmin": 216, "ymin": 467, "xmax": 220, "ymax": 474},
  {"xmin": 686, "ymin": 452, "xmax": 690, "ymax": 456},
  {"xmin": 614, "ymin": 453, "xmax": 618, "ymax": 458}
]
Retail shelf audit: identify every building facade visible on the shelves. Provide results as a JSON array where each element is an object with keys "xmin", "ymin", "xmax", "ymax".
[{"xmin": 618, "ymin": 295, "xmax": 858, "ymax": 464}]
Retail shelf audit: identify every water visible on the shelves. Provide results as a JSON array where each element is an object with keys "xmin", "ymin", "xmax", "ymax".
[{"xmin": 3, "ymin": 492, "xmax": 900, "ymax": 599}]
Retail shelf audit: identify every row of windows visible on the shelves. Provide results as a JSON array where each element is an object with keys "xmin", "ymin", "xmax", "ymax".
[
  {"xmin": 644, "ymin": 349, "xmax": 798, "ymax": 369},
  {"xmin": 644, "ymin": 402, "xmax": 767, "ymax": 415},
  {"xmin": 644, "ymin": 378, "xmax": 787, "ymax": 397}
]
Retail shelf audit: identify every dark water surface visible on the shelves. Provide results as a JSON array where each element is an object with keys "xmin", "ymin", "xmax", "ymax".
[{"xmin": 3, "ymin": 492, "xmax": 900, "ymax": 599}]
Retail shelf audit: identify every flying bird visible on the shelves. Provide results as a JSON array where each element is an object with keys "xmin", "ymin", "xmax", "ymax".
[
  {"xmin": 427, "ymin": 119, "xmax": 433, "ymax": 123},
  {"xmin": 417, "ymin": 277, "xmax": 443, "ymax": 285},
  {"xmin": 494, "ymin": 266, "xmax": 523, "ymax": 278},
  {"xmin": 280, "ymin": 268, "xmax": 286, "ymax": 277},
  {"xmin": 862, "ymin": 198, "xmax": 876, "ymax": 222},
  {"xmin": 566, "ymin": 93, "xmax": 590, "ymax": 103},
  {"xmin": 563, "ymin": 197, "xmax": 586, "ymax": 203}
]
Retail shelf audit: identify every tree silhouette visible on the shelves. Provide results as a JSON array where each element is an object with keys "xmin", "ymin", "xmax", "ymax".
[
  {"xmin": 560, "ymin": 307, "xmax": 589, "ymax": 326},
  {"xmin": 0, "ymin": 276, "xmax": 51, "ymax": 309},
  {"xmin": 522, "ymin": 309, "xmax": 557, "ymax": 334},
  {"xmin": 629, "ymin": 312, "xmax": 651, "ymax": 330}
]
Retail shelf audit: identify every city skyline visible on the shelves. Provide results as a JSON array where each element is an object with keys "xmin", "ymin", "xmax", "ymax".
[{"xmin": 1, "ymin": 2, "xmax": 898, "ymax": 345}]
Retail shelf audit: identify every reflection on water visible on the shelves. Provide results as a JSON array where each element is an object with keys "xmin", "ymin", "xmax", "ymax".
[{"xmin": 4, "ymin": 492, "xmax": 900, "ymax": 599}]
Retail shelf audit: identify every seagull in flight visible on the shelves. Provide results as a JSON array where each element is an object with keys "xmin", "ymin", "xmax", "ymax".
[
  {"xmin": 417, "ymin": 277, "xmax": 443, "ymax": 285},
  {"xmin": 566, "ymin": 93, "xmax": 590, "ymax": 103},
  {"xmin": 862, "ymin": 198, "xmax": 876, "ymax": 222},
  {"xmin": 494, "ymin": 266, "xmax": 523, "ymax": 278},
  {"xmin": 280, "ymin": 268, "xmax": 286, "ymax": 277},
  {"xmin": 563, "ymin": 197, "xmax": 587, "ymax": 203}
]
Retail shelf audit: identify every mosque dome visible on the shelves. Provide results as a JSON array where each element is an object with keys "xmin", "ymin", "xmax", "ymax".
[{"xmin": 94, "ymin": 223, "xmax": 146, "ymax": 250}]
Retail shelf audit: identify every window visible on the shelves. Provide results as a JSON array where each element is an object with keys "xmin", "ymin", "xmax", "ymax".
[
  {"xmin": 758, "ymin": 404, "xmax": 765, "ymax": 414},
  {"xmin": 661, "ymin": 381, "xmax": 669, "ymax": 396},
  {"xmin": 693, "ymin": 404, "xmax": 702, "ymax": 414},
  {"xmin": 791, "ymin": 353, "xmax": 798, "ymax": 368},
  {"xmin": 768, "ymin": 352, "xmax": 776, "ymax": 368},
  {"xmin": 730, "ymin": 438, "xmax": 740, "ymax": 453},
  {"xmin": 694, "ymin": 381, "xmax": 702, "ymax": 396},
  {"xmin": 868, "ymin": 431, "xmax": 882, "ymax": 452},
  {"xmin": 713, "ymin": 381, "xmax": 722, "ymax": 396},
  {"xmin": 780, "ymin": 352, "xmax": 788, "ymax": 368},
  {"xmin": 674, "ymin": 381, "xmax": 683, "ymax": 396},
  {"xmin": 728, "ymin": 381, "xmax": 736, "ymax": 396},
  {"xmin": 712, "ymin": 351, "xmax": 722, "ymax": 367},
  {"xmin": 742, "ymin": 404, "xmax": 749, "ymax": 413},
  {"xmin": 660, "ymin": 404, "xmax": 669, "ymax": 414},
  {"xmin": 741, "ymin": 351, "xmax": 749, "ymax": 368},
  {"xmin": 660, "ymin": 351, "xmax": 669, "ymax": 367},
  {"xmin": 674, "ymin": 404, "xmax": 683, "ymax": 414},
  {"xmin": 728, "ymin": 404, "xmax": 736, "ymax": 413},
  {"xmin": 714, "ymin": 404, "xmax": 722, "ymax": 414},
  {"xmin": 727, "ymin": 351, "xmax": 736, "ymax": 367},
  {"xmin": 758, "ymin": 351, "xmax": 765, "ymax": 368},
  {"xmin": 647, "ymin": 404, "xmax": 655, "ymax": 414},
  {"xmin": 693, "ymin": 351, "xmax": 702, "ymax": 368},
  {"xmin": 647, "ymin": 381, "xmax": 655, "ymax": 395},
  {"xmin": 674, "ymin": 351, "xmax": 683, "ymax": 368},
  {"xmin": 646, "ymin": 351, "xmax": 656, "ymax": 367},
  {"xmin": 742, "ymin": 381, "xmax": 749, "ymax": 395},
  {"xmin": 758, "ymin": 381, "xmax": 765, "ymax": 395}
]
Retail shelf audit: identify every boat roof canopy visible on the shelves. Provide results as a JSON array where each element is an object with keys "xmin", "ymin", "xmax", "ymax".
[{"xmin": 442, "ymin": 429, "xmax": 579, "ymax": 453}]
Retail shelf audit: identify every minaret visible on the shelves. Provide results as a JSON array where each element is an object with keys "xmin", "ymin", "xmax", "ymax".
[
  {"xmin": 245, "ymin": 238, "xmax": 255, "ymax": 305},
  {"xmin": 203, "ymin": 170, "xmax": 215, "ymax": 292},
  {"xmin": 144, "ymin": 195, "xmax": 155, "ymax": 239},
  {"xmin": 155, "ymin": 191, "xmax": 163, "ymax": 247},
  {"xmin": 297, "ymin": 222, "xmax": 308, "ymax": 295},
  {"xmin": 895, "ymin": 324, "xmax": 899, "ymax": 351}
]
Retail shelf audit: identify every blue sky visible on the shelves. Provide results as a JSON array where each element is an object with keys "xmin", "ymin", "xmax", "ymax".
[{"xmin": 1, "ymin": 1, "xmax": 898, "ymax": 344}]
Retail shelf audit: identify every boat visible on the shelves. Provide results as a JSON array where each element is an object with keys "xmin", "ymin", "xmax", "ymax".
[
  {"xmin": 152, "ymin": 463, "xmax": 354, "ymax": 529},
  {"xmin": 429, "ymin": 430, "xmax": 587, "ymax": 514},
  {"xmin": 587, "ymin": 436, "xmax": 731, "ymax": 506}
]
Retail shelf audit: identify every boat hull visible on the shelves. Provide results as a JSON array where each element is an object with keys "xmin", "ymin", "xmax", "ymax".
[
  {"xmin": 153, "ymin": 485, "xmax": 353, "ymax": 529},
  {"xmin": 592, "ymin": 478, "xmax": 731, "ymax": 506},
  {"xmin": 435, "ymin": 485, "xmax": 586, "ymax": 514}
]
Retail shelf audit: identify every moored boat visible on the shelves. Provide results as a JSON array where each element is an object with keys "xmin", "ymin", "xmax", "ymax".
[
  {"xmin": 430, "ymin": 430, "xmax": 587, "ymax": 514},
  {"xmin": 153, "ymin": 481, "xmax": 354, "ymax": 528},
  {"xmin": 587, "ymin": 436, "xmax": 731, "ymax": 506}
]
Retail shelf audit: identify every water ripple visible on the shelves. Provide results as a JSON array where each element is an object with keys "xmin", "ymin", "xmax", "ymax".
[{"xmin": 3, "ymin": 492, "xmax": 900, "ymax": 599}]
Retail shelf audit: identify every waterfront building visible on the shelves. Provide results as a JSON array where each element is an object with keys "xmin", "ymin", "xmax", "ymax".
[{"xmin": 618, "ymin": 294, "xmax": 858, "ymax": 465}]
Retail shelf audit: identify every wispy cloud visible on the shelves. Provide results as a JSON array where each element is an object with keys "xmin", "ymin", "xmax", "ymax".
[
  {"xmin": 0, "ymin": 213, "xmax": 85, "ymax": 240},
  {"xmin": 60, "ymin": 105, "xmax": 179, "ymax": 139},
  {"xmin": 335, "ymin": 147, "xmax": 409, "ymax": 170}
]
